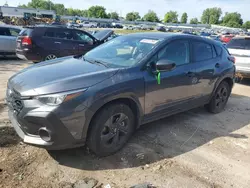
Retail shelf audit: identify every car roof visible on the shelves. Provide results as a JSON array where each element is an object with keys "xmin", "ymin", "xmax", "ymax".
[
  {"xmin": 126, "ymin": 32, "xmax": 220, "ymax": 45},
  {"xmin": 0, "ymin": 24, "xmax": 22, "ymax": 30}
]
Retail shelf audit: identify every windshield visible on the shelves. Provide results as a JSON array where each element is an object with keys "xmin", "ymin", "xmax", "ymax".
[{"xmin": 84, "ymin": 35, "xmax": 161, "ymax": 67}]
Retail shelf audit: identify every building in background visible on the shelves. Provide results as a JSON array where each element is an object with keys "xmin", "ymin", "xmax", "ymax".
[{"xmin": 0, "ymin": 6, "xmax": 56, "ymax": 19}]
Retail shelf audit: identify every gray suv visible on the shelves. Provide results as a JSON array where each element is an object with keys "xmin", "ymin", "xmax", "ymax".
[{"xmin": 7, "ymin": 33, "xmax": 235, "ymax": 156}]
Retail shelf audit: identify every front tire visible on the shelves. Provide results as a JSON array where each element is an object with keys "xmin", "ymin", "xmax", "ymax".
[
  {"xmin": 87, "ymin": 103, "xmax": 135, "ymax": 156},
  {"xmin": 206, "ymin": 81, "xmax": 231, "ymax": 113}
]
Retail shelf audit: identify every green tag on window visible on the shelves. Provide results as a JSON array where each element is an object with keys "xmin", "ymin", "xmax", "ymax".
[{"xmin": 155, "ymin": 70, "xmax": 161, "ymax": 85}]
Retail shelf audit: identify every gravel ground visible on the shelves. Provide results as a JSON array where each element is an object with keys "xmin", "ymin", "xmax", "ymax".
[{"xmin": 0, "ymin": 58, "xmax": 250, "ymax": 188}]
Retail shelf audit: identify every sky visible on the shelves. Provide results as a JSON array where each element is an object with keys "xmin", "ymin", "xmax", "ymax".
[{"xmin": 1, "ymin": 0, "xmax": 250, "ymax": 22}]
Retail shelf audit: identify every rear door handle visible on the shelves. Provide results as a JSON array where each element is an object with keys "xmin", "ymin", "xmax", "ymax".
[
  {"xmin": 54, "ymin": 41, "xmax": 61, "ymax": 44},
  {"xmin": 79, "ymin": 44, "xmax": 85, "ymax": 47},
  {"xmin": 186, "ymin": 72, "xmax": 195, "ymax": 77},
  {"xmin": 215, "ymin": 63, "xmax": 220, "ymax": 68}
]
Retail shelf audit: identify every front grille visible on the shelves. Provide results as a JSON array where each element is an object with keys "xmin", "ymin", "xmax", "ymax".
[{"xmin": 6, "ymin": 87, "xmax": 23, "ymax": 113}]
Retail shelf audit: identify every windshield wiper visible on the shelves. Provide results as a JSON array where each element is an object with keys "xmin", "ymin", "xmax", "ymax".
[{"xmin": 83, "ymin": 57, "xmax": 109, "ymax": 68}]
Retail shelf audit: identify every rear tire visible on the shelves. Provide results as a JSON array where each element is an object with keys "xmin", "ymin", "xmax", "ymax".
[
  {"xmin": 44, "ymin": 54, "xmax": 57, "ymax": 61},
  {"xmin": 205, "ymin": 81, "xmax": 231, "ymax": 113},
  {"xmin": 87, "ymin": 103, "xmax": 135, "ymax": 157}
]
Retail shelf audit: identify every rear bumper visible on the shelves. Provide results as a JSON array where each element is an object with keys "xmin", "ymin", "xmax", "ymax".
[{"xmin": 16, "ymin": 49, "xmax": 43, "ymax": 62}]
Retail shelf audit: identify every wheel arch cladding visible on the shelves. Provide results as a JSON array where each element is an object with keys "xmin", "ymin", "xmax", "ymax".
[
  {"xmin": 86, "ymin": 98, "xmax": 141, "ymax": 141},
  {"xmin": 222, "ymin": 77, "xmax": 234, "ymax": 91}
]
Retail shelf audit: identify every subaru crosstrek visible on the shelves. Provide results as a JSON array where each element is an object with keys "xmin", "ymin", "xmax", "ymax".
[{"xmin": 7, "ymin": 33, "xmax": 235, "ymax": 156}]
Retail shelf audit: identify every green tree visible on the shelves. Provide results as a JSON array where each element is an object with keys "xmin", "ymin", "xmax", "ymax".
[
  {"xmin": 81, "ymin": 10, "xmax": 89, "ymax": 17},
  {"xmin": 66, "ymin": 8, "xmax": 76, "ymax": 16},
  {"xmin": 190, "ymin": 18, "xmax": 198, "ymax": 24},
  {"xmin": 18, "ymin": 4, "xmax": 27, "ymax": 8},
  {"xmin": 126, "ymin": 12, "xmax": 140, "ymax": 21},
  {"xmin": 201, "ymin": 7, "xmax": 222, "ymax": 24},
  {"xmin": 164, "ymin": 11, "xmax": 178, "ymax": 23},
  {"xmin": 53, "ymin": 4, "xmax": 65, "ymax": 15},
  {"xmin": 221, "ymin": 12, "xmax": 243, "ymax": 28},
  {"xmin": 243, "ymin": 21, "xmax": 250, "ymax": 29},
  {"xmin": 108, "ymin": 12, "xmax": 119, "ymax": 20},
  {"xmin": 143, "ymin": 10, "xmax": 159, "ymax": 22},
  {"xmin": 181, "ymin": 12, "xmax": 188, "ymax": 23},
  {"xmin": 88, "ymin": 6, "xmax": 108, "ymax": 18}
]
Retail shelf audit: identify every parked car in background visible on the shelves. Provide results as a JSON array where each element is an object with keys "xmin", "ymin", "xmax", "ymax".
[
  {"xmin": 111, "ymin": 23, "xmax": 123, "ymax": 28},
  {"xmin": 16, "ymin": 26, "xmax": 114, "ymax": 62},
  {"xmin": 124, "ymin": 25, "xmax": 134, "ymax": 30},
  {"xmin": 97, "ymin": 23, "xmax": 112, "ymax": 28},
  {"xmin": 8, "ymin": 33, "xmax": 235, "ymax": 156},
  {"xmin": 0, "ymin": 25, "xmax": 21, "ymax": 56},
  {"xmin": 140, "ymin": 24, "xmax": 153, "ymax": 30},
  {"xmin": 79, "ymin": 21, "xmax": 97, "ymax": 28},
  {"xmin": 227, "ymin": 36, "xmax": 250, "ymax": 78},
  {"xmin": 67, "ymin": 22, "xmax": 81, "ymax": 28},
  {"xmin": 156, "ymin": 26, "xmax": 166, "ymax": 32},
  {"xmin": 220, "ymin": 34, "xmax": 234, "ymax": 43}
]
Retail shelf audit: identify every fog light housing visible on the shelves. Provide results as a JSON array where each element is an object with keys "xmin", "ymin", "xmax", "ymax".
[{"xmin": 39, "ymin": 128, "xmax": 52, "ymax": 142}]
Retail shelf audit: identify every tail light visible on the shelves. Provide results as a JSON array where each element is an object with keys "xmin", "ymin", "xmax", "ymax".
[
  {"xmin": 22, "ymin": 36, "xmax": 32, "ymax": 45},
  {"xmin": 228, "ymin": 56, "xmax": 235, "ymax": 64}
]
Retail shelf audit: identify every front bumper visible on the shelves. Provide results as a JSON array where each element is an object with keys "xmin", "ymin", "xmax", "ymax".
[{"xmin": 6, "ymin": 94, "xmax": 91, "ymax": 150}]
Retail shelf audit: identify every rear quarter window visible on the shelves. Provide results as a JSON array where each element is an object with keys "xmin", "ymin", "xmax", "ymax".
[
  {"xmin": 9, "ymin": 28, "xmax": 21, "ymax": 37},
  {"xmin": 19, "ymin": 28, "xmax": 33, "ymax": 36},
  {"xmin": 214, "ymin": 45, "xmax": 222, "ymax": 56}
]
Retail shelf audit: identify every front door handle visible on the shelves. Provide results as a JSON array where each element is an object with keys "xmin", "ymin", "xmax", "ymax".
[
  {"xmin": 79, "ymin": 44, "xmax": 85, "ymax": 47},
  {"xmin": 186, "ymin": 72, "xmax": 195, "ymax": 77},
  {"xmin": 215, "ymin": 63, "xmax": 220, "ymax": 68},
  {"xmin": 54, "ymin": 41, "xmax": 61, "ymax": 44}
]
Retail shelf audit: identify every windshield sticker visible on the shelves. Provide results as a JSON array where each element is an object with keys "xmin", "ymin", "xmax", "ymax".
[{"xmin": 140, "ymin": 39, "xmax": 159, "ymax": 44}]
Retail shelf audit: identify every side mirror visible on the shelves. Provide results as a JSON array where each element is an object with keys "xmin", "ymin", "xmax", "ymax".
[{"xmin": 156, "ymin": 59, "xmax": 176, "ymax": 72}]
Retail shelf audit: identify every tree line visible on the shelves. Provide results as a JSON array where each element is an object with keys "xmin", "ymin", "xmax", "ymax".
[{"xmin": 19, "ymin": 0, "xmax": 250, "ymax": 29}]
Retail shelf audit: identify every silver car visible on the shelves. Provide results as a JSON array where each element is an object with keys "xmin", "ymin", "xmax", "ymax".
[
  {"xmin": 227, "ymin": 36, "xmax": 250, "ymax": 78},
  {"xmin": 0, "ymin": 25, "xmax": 21, "ymax": 56}
]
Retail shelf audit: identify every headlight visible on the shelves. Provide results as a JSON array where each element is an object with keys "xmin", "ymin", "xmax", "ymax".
[{"xmin": 35, "ymin": 89, "xmax": 86, "ymax": 106}]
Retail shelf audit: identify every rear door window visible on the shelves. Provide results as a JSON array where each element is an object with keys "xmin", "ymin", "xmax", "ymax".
[
  {"xmin": 192, "ymin": 41, "xmax": 213, "ymax": 62},
  {"xmin": 55, "ymin": 29, "xmax": 74, "ymax": 40},
  {"xmin": 44, "ymin": 29, "xmax": 74, "ymax": 40}
]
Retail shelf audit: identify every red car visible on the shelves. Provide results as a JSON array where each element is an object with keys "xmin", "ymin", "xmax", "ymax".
[{"xmin": 220, "ymin": 34, "xmax": 234, "ymax": 43}]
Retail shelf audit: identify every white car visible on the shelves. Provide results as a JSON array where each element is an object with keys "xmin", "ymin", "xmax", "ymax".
[
  {"xmin": 0, "ymin": 25, "xmax": 21, "ymax": 56},
  {"xmin": 227, "ymin": 36, "xmax": 250, "ymax": 78},
  {"xmin": 79, "ymin": 21, "xmax": 97, "ymax": 28}
]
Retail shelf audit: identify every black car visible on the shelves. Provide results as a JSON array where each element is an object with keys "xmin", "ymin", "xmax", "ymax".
[
  {"xmin": 8, "ymin": 33, "xmax": 235, "ymax": 156},
  {"xmin": 156, "ymin": 26, "xmax": 166, "ymax": 32},
  {"xmin": 16, "ymin": 26, "xmax": 113, "ymax": 62}
]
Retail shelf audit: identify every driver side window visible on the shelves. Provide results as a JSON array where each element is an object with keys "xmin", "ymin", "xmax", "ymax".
[{"xmin": 158, "ymin": 40, "xmax": 190, "ymax": 66}]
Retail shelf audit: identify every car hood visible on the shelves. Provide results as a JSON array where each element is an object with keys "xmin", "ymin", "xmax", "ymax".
[
  {"xmin": 93, "ymin": 30, "xmax": 114, "ymax": 41},
  {"xmin": 8, "ymin": 56, "xmax": 119, "ymax": 96}
]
